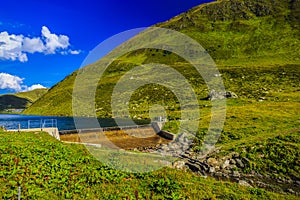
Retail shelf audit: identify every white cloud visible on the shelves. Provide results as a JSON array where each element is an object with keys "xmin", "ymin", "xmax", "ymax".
[
  {"xmin": 25, "ymin": 84, "xmax": 46, "ymax": 91},
  {"xmin": 41, "ymin": 26, "xmax": 70, "ymax": 54},
  {"xmin": 0, "ymin": 72, "xmax": 46, "ymax": 92},
  {"xmin": 0, "ymin": 73, "xmax": 24, "ymax": 91},
  {"xmin": 22, "ymin": 37, "xmax": 45, "ymax": 53},
  {"xmin": 69, "ymin": 50, "xmax": 81, "ymax": 55},
  {"xmin": 0, "ymin": 26, "xmax": 80, "ymax": 62},
  {"xmin": 0, "ymin": 32, "xmax": 28, "ymax": 62}
]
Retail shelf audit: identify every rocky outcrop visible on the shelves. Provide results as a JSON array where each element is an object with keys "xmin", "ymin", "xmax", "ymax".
[
  {"xmin": 173, "ymin": 151, "xmax": 247, "ymax": 180},
  {"xmin": 172, "ymin": 150, "xmax": 300, "ymax": 196}
]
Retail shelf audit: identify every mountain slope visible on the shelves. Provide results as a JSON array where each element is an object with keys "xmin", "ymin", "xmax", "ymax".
[
  {"xmin": 15, "ymin": 88, "xmax": 48, "ymax": 103},
  {"xmin": 158, "ymin": 0, "xmax": 300, "ymax": 66},
  {"xmin": 23, "ymin": 73, "xmax": 75, "ymax": 116},
  {"xmin": 24, "ymin": 0, "xmax": 300, "ymax": 117}
]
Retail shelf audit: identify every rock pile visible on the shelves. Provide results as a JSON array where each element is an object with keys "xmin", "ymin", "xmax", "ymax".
[
  {"xmin": 155, "ymin": 132, "xmax": 194, "ymax": 157},
  {"xmin": 173, "ymin": 151, "xmax": 252, "ymax": 186}
]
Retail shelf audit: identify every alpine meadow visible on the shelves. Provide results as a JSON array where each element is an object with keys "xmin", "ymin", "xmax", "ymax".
[{"xmin": 1, "ymin": 0, "xmax": 300, "ymax": 199}]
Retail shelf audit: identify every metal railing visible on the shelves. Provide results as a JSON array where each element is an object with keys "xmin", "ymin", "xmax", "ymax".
[{"xmin": 27, "ymin": 119, "xmax": 57, "ymax": 129}]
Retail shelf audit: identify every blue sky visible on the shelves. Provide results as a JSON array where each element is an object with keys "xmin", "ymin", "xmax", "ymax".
[{"xmin": 0, "ymin": 0, "xmax": 212, "ymax": 94}]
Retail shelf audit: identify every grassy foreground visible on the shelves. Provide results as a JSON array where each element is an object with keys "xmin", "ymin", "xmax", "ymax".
[{"xmin": 0, "ymin": 131, "xmax": 297, "ymax": 199}]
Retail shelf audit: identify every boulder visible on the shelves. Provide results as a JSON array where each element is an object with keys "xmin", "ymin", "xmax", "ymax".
[
  {"xmin": 235, "ymin": 159, "xmax": 245, "ymax": 168},
  {"xmin": 231, "ymin": 171, "xmax": 240, "ymax": 178},
  {"xmin": 207, "ymin": 157, "xmax": 219, "ymax": 167},
  {"xmin": 209, "ymin": 167, "xmax": 215, "ymax": 173},
  {"xmin": 173, "ymin": 160, "xmax": 186, "ymax": 170},
  {"xmin": 229, "ymin": 159, "xmax": 236, "ymax": 165},
  {"xmin": 207, "ymin": 90, "xmax": 238, "ymax": 100},
  {"xmin": 221, "ymin": 160, "xmax": 230, "ymax": 169},
  {"xmin": 238, "ymin": 180, "xmax": 252, "ymax": 187}
]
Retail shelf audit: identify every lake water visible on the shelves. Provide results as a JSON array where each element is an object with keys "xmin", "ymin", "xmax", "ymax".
[{"xmin": 0, "ymin": 114, "xmax": 146, "ymax": 131}]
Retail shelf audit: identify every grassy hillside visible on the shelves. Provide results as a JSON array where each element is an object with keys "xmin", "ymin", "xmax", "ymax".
[
  {"xmin": 0, "ymin": 130, "xmax": 298, "ymax": 199},
  {"xmin": 23, "ymin": 0, "xmax": 300, "ymax": 117},
  {"xmin": 23, "ymin": 74, "xmax": 75, "ymax": 116},
  {"xmin": 159, "ymin": 0, "xmax": 300, "ymax": 66},
  {"xmin": 15, "ymin": 88, "xmax": 48, "ymax": 103}
]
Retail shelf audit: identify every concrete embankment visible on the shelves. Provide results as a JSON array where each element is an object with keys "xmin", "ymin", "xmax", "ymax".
[
  {"xmin": 7, "ymin": 128, "xmax": 60, "ymax": 140},
  {"xmin": 151, "ymin": 122, "xmax": 175, "ymax": 140},
  {"xmin": 60, "ymin": 126, "xmax": 172, "ymax": 150}
]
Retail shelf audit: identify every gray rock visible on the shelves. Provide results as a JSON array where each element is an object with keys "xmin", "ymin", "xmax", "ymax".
[
  {"xmin": 201, "ymin": 164, "xmax": 209, "ymax": 172},
  {"xmin": 232, "ymin": 171, "xmax": 240, "ymax": 178},
  {"xmin": 161, "ymin": 145, "xmax": 169, "ymax": 151},
  {"xmin": 221, "ymin": 160, "xmax": 230, "ymax": 169},
  {"xmin": 207, "ymin": 157, "xmax": 219, "ymax": 167},
  {"xmin": 208, "ymin": 90, "xmax": 238, "ymax": 100},
  {"xmin": 287, "ymin": 189, "xmax": 295, "ymax": 194},
  {"xmin": 222, "ymin": 169, "xmax": 231, "ymax": 175},
  {"xmin": 229, "ymin": 159, "xmax": 236, "ymax": 165},
  {"xmin": 235, "ymin": 159, "xmax": 245, "ymax": 168},
  {"xmin": 238, "ymin": 180, "xmax": 252, "ymax": 187},
  {"xmin": 256, "ymin": 181, "xmax": 267, "ymax": 188},
  {"xmin": 215, "ymin": 172, "xmax": 222, "ymax": 177},
  {"xmin": 222, "ymin": 173, "xmax": 230, "ymax": 179},
  {"xmin": 209, "ymin": 167, "xmax": 215, "ymax": 173},
  {"xmin": 173, "ymin": 160, "xmax": 186, "ymax": 170}
]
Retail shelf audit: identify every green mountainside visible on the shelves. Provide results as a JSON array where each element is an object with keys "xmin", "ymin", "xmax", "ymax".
[
  {"xmin": 23, "ymin": 0, "xmax": 300, "ymax": 117},
  {"xmin": 14, "ymin": 88, "xmax": 48, "ymax": 103},
  {"xmin": 158, "ymin": 0, "xmax": 300, "ymax": 66},
  {"xmin": 0, "ymin": 88, "xmax": 48, "ymax": 112},
  {"xmin": 6, "ymin": 0, "xmax": 300, "ymax": 198}
]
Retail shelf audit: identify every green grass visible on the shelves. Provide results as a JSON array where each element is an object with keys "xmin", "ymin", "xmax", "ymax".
[
  {"xmin": 19, "ymin": 0, "xmax": 300, "ymax": 196},
  {"xmin": 0, "ymin": 131, "xmax": 297, "ymax": 199}
]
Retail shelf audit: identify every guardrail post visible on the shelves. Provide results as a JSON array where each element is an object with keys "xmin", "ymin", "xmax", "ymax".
[{"xmin": 18, "ymin": 186, "xmax": 21, "ymax": 200}]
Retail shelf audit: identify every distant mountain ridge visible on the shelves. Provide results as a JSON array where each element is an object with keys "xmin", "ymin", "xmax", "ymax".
[{"xmin": 0, "ymin": 88, "xmax": 48, "ymax": 112}]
